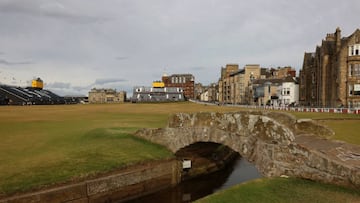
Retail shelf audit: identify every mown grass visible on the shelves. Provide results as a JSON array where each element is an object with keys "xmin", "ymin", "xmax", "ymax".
[
  {"xmin": 289, "ymin": 111, "xmax": 360, "ymax": 145},
  {"xmin": 0, "ymin": 102, "xmax": 239, "ymax": 195},
  {"xmin": 0, "ymin": 102, "xmax": 359, "ymax": 200},
  {"xmin": 196, "ymin": 177, "xmax": 360, "ymax": 203}
]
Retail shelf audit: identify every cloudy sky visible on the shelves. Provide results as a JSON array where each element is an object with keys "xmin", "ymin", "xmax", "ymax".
[{"xmin": 0, "ymin": 0, "xmax": 359, "ymax": 96}]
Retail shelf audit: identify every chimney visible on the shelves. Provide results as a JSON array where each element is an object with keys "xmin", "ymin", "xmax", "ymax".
[{"xmin": 335, "ymin": 27, "xmax": 341, "ymax": 52}]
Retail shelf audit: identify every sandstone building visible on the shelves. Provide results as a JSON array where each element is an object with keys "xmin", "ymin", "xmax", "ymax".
[
  {"xmin": 299, "ymin": 27, "xmax": 360, "ymax": 108},
  {"xmin": 200, "ymin": 83, "xmax": 218, "ymax": 102},
  {"xmin": 270, "ymin": 67, "xmax": 296, "ymax": 79},
  {"xmin": 218, "ymin": 64, "xmax": 261, "ymax": 104},
  {"xmin": 88, "ymin": 88, "xmax": 126, "ymax": 104}
]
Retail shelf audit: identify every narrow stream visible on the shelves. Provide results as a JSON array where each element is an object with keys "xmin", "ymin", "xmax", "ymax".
[{"xmin": 126, "ymin": 157, "xmax": 262, "ymax": 203}]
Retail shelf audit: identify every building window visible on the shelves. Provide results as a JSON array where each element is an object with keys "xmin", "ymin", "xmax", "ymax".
[
  {"xmin": 349, "ymin": 44, "xmax": 360, "ymax": 56},
  {"xmin": 356, "ymin": 64, "xmax": 360, "ymax": 76},
  {"xmin": 354, "ymin": 84, "xmax": 360, "ymax": 95},
  {"xmin": 350, "ymin": 64, "xmax": 360, "ymax": 77},
  {"xmin": 282, "ymin": 88, "xmax": 290, "ymax": 95},
  {"xmin": 311, "ymin": 72, "xmax": 316, "ymax": 84}
]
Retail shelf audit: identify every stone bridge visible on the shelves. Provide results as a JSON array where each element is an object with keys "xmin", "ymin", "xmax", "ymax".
[{"xmin": 135, "ymin": 111, "xmax": 360, "ymax": 189}]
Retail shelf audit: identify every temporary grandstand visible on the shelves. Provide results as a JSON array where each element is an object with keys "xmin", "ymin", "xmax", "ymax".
[
  {"xmin": 0, "ymin": 85, "xmax": 65, "ymax": 105},
  {"xmin": 0, "ymin": 78, "xmax": 66, "ymax": 105}
]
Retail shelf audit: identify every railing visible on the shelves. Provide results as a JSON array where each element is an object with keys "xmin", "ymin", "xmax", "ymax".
[
  {"xmin": 189, "ymin": 99, "xmax": 360, "ymax": 114},
  {"xmin": 0, "ymin": 87, "xmax": 27, "ymax": 102}
]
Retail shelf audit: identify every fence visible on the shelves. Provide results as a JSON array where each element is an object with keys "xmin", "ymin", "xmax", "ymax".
[{"xmin": 189, "ymin": 100, "xmax": 360, "ymax": 115}]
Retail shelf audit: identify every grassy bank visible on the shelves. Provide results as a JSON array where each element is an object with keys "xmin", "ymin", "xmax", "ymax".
[{"xmin": 196, "ymin": 177, "xmax": 360, "ymax": 203}]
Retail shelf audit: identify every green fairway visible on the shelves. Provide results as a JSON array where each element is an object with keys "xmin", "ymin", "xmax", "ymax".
[
  {"xmin": 289, "ymin": 111, "xmax": 360, "ymax": 145},
  {"xmin": 196, "ymin": 177, "xmax": 360, "ymax": 203},
  {"xmin": 0, "ymin": 102, "xmax": 359, "ymax": 200},
  {"xmin": 0, "ymin": 103, "xmax": 238, "ymax": 195}
]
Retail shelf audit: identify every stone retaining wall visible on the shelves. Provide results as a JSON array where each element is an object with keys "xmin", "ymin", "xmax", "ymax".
[{"xmin": 0, "ymin": 159, "xmax": 181, "ymax": 203}]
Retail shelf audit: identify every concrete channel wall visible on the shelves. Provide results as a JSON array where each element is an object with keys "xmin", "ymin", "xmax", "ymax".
[{"xmin": 0, "ymin": 159, "xmax": 181, "ymax": 203}]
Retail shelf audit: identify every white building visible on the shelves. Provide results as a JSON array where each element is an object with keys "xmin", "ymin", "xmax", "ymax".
[
  {"xmin": 279, "ymin": 77, "xmax": 299, "ymax": 106},
  {"xmin": 200, "ymin": 90, "xmax": 209, "ymax": 102},
  {"xmin": 251, "ymin": 76, "xmax": 299, "ymax": 107}
]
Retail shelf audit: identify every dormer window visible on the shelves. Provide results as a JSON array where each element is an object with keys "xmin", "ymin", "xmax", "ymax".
[{"xmin": 349, "ymin": 44, "xmax": 360, "ymax": 56}]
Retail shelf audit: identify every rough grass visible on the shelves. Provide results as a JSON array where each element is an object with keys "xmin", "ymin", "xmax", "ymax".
[{"xmin": 196, "ymin": 177, "xmax": 360, "ymax": 203}]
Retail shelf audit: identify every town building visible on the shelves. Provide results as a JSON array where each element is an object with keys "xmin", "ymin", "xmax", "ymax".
[
  {"xmin": 299, "ymin": 27, "xmax": 360, "ymax": 108},
  {"xmin": 194, "ymin": 83, "xmax": 205, "ymax": 100},
  {"xmin": 200, "ymin": 83, "xmax": 218, "ymax": 102},
  {"xmin": 251, "ymin": 78, "xmax": 282, "ymax": 106},
  {"xmin": 218, "ymin": 64, "xmax": 261, "ymax": 104},
  {"xmin": 250, "ymin": 76, "xmax": 299, "ymax": 106},
  {"xmin": 132, "ymin": 83, "xmax": 184, "ymax": 102},
  {"xmin": 218, "ymin": 64, "xmax": 239, "ymax": 104},
  {"xmin": 162, "ymin": 74, "xmax": 195, "ymax": 99},
  {"xmin": 279, "ymin": 76, "xmax": 299, "ymax": 106},
  {"xmin": 88, "ymin": 88, "xmax": 126, "ymax": 104},
  {"xmin": 269, "ymin": 67, "xmax": 296, "ymax": 79}
]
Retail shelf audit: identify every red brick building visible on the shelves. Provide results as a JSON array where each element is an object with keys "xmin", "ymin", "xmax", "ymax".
[{"xmin": 162, "ymin": 74, "xmax": 195, "ymax": 99}]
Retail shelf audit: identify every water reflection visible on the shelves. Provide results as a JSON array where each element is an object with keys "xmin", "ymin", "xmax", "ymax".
[{"xmin": 126, "ymin": 157, "xmax": 261, "ymax": 203}]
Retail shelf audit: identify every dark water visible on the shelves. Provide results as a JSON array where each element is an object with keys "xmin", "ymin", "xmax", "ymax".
[{"xmin": 126, "ymin": 158, "xmax": 262, "ymax": 203}]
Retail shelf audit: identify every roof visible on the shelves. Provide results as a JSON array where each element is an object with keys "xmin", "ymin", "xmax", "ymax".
[
  {"xmin": 252, "ymin": 76, "xmax": 298, "ymax": 85},
  {"xmin": 229, "ymin": 69, "xmax": 245, "ymax": 77},
  {"xmin": 169, "ymin": 73, "xmax": 194, "ymax": 77}
]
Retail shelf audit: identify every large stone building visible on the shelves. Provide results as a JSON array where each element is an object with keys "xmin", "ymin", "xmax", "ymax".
[
  {"xmin": 218, "ymin": 64, "xmax": 261, "ymax": 104},
  {"xmin": 88, "ymin": 88, "xmax": 126, "ymax": 104},
  {"xmin": 162, "ymin": 74, "xmax": 195, "ymax": 99},
  {"xmin": 218, "ymin": 64, "xmax": 239, "ymax": 103},
  {"xmin": 299, "ymin": 27, "xmax": 360, "ymax": 108}
]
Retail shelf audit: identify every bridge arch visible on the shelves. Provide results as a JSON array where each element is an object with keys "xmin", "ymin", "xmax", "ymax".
[
  {"xmin": 135, "ymin": 111, "xmax": 360, "ymax": 189},
  {"xmin": 136, "ymin": 111, "xmax": 296, "ymax": 177}
]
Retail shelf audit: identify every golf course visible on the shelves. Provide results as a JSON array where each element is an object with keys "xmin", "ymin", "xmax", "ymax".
[{"xmin": 0, "ymin": 102, "xmax": 359, "ymax": 202}]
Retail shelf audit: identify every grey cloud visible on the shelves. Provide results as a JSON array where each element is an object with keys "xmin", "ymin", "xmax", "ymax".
[
  {"xmin": 189, "ymin": 66, "xmax": 206, "ymax": 71},
  {"xmin": 46, "ymin": 82, "xmax": 71, "ymax": 89},
  {"xmin": 0, "ymin": 0, "xmax": 107, "ymax": 24},
  {"xmin": 0, "ymin": 59, "xmax": 34, "ymax": 66},
  {"xmin": 50, "ymin": 78, "xmax": 128, "ymax": 94},
  {"xmin": 1, "ymin": 0, "xmax": 360, "ymax": 92},
  {"xmin": 72, "ymin": 85, "xmax": 89, "ymax": 92},
  {"xmin": 94, "ymin": 78, "xmax": 127, "ymax": 86},
  {"xmin": 115, "ymin": 56, "xmax": 129, "ymax": 60}
]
